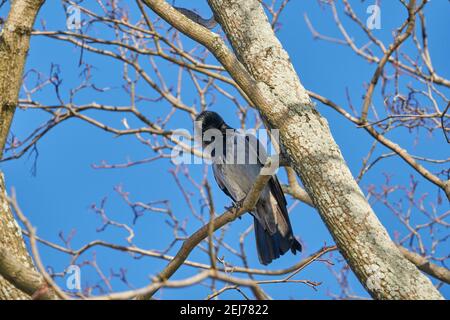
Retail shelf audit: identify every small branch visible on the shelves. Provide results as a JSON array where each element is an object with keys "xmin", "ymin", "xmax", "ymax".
[
  {"xmin": 92, "ymin": 269, "xmax": 269, "ymax": 300},
  {"xmin": 282, "ymin": 167, "xmax": 314, "ymax": 207},
  {"xmin": 360, "ymin": 0, "xmax": 417, "ymax": 122},
  {"xmin": 8, "ymin": 189, "xmax": 70, "ymax": 299}
]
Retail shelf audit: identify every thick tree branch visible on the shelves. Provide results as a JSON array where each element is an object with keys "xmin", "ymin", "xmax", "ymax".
[
  {"xmin": 0, "ymin": 0, "xmax": 45, "ymax": 158},
  {"xmin": 397, "ymin": 246, "xmax": 450, "ymax": 285},
  {"xmin": 0, "ymin": 246, "xmax": 58, "ymax": 300},
  {"xmin": 0, "ymin": 173, "xmax": 34, "ymax": 299}
]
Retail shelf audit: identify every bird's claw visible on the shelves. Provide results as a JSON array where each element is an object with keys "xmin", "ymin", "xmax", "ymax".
[{"xmin": 225, "ymin": 199, "xmax": 245, "ymax": 217}]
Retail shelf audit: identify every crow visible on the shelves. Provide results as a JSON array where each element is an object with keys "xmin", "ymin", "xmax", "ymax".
[{"xmin": 195, "ymin": 111, "xmax": 302, "ymax": 265}]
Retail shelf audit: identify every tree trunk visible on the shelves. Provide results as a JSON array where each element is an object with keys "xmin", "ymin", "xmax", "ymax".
[
  {"xmin": 0, "ymin": 0, "xmax": 44, "ymax": 158},
  {"xmin": 0, "ymin": 0, "xmax": 45, "ymax": 299},
  {"xmin": 207, "ymin": 0, "xmax": 442, "ymax": 300},
  {"xmin": 0, "ymin": 173, "xmax": 34, "ymax": 299}
]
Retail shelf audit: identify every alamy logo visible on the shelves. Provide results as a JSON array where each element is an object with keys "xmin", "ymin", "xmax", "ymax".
[
  {"xmin": 366, "ymin": 4, "xmax": 381, "ymax": 30},
  {"xmin": 66, "ymin": 5, "xmax": 81, "ymax": 30},
  {"xmin": 66, "ymin": 265, "xmax": 81, "ymax": 291}
]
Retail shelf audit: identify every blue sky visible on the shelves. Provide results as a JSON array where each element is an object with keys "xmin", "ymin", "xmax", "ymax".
[{"xmin": 1, "ymin": 0, "xmax": 448, "ymax": 299}]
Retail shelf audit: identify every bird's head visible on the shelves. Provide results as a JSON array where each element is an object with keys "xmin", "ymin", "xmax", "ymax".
[
  {"xmin": 194, "ymin": 111, "xmax": 229, "ymax": 149},
  {"xmin": 195, "ymin": 111, "xmax": 227, "ymax": 134}
]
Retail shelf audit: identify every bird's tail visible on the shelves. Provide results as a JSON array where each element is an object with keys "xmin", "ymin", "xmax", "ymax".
[{"xmin": 253, "ymin": 201, "xmax": 302, "ymax": 265}]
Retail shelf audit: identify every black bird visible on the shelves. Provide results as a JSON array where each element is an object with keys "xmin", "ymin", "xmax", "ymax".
[{"xmin": 195, "ymin": 111, "xmax": 302, "ymax": 265}]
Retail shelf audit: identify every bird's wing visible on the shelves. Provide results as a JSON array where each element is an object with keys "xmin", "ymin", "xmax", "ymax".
[
  {"xmin": 245, "ymin": 133, "xmax": 267, "ymax": 166},
  {"xmin": 245, "ymin": 134, "xmax": 287, "ymax": 208},
  {"xmin": 268, "ymin": 175, "xmax": 289, "ymax": 217},
  {"xmin": 247, "ymin": 136, "xmax": 291, "ymax": 231},
  {"xmin": 212, "ymin": 163, "xmax": 236, "ymax": 202}
]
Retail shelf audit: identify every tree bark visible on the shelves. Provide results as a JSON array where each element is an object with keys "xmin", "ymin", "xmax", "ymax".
[
  {"xmin": 397, "ymin": 246, "xmax": 450, "ymax": 285},
  {"xmin": 0, "ymin": 244, "xmax": 58, "ymax": 300},
  {"xmin": 0, "ymin": 0, "xmax": 45, "ymax": 299},
  {"xmin": 0, "ymin": 0, "xmax": 44, "ymax": 158},
  {"xmin": 205, "ymin": 0, "xmax": 442, "ymax": 300},
  {"xmin": 0, "ymin": 173, "xmax": 34, "ymax": 299}
]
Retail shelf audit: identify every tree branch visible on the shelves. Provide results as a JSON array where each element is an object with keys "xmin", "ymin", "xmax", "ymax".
[
  {"xmin": 397, "ymin": 246, "xmax": 450, "ymax": 285},
  {"xmin": 0, "ymin": 246, "xmax": 58, "ymax": 300}
]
